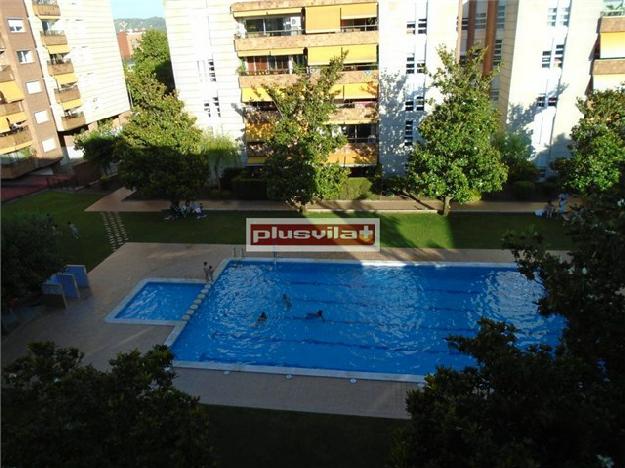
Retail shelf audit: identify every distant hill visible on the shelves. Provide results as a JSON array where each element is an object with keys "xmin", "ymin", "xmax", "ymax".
[{"xmin": 114, "ymin": 17, "xmax": 166, "ymax": 32}]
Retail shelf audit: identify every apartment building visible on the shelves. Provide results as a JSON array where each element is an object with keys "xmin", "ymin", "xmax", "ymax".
[
  {"xmin": 117, "ymin": 30, "xmax": 145, "ymax": 61},
  {"xmin": 0, "ymin": 0, "xmax": 130, "ymax": 178},
  {"xmin": 165, "ymin": 0, "xmax": 625, "ymax": 175}
]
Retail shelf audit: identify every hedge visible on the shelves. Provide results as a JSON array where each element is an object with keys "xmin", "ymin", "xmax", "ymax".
[{"xmin": 232, "ymin": 175, "xmax": 268, "ymax": 200}]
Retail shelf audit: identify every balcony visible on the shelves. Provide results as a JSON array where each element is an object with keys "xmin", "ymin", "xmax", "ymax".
[
  {"xmin": 41, "ymin": 30, "xmax": 67, "ymax": 46},
  {"xmin": 47, "ymin": 60, "xmax": 74, "ymax": 75},
  {"xmin": 234, "ymin": 30, "xmax": 378, "ymax": 58},
  {"xmin": 55, "ymin": 85, "xmax": 81, "ymax": 103},
  {"xmin": 33, "ymin": 1, "xmax": 61, "ymax": 19},
  {"xmin": 0, "ymin": 66, "xmax": 14, "ymax": 83},
  {"xmin": 237, "ymin": 28, "xmax": 303, "ymax": 39},
  {"xmin": 0, "ymin": 102, "xmax": 23, "ymax": 117},
  {"xmin": 61, "ymin": 112, "xmax": 86, "ymax": 130},
  {"xmin": 328, "ymin": 142, "xmax": 377, "ymax": 166},
  {"xmin": 0, "ymin": 102, "xmax": 27, "ymax": 127},
  {"xmin": 330, "ymin": 104, "xmax": 377, "ymax": 124},
  {"xmin": 0, "ymin": 128, "xmax": 33, "ymax": 155}
]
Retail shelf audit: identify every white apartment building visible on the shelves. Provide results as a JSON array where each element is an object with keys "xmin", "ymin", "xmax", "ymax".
[
  {"xmin": 165, "ymin": 0, "xmax": 625, "ymax": 175},
  {"xmin": 22, "ymin": 0, "xmax": 130, "ymax": 158}
]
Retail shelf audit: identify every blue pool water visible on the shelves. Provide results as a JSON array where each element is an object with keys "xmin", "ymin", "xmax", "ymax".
[
  {"xmin": 114, "ymin": 282, "xmax": 203, "ymax": 321},
  {"xmin": 162, "ymin": 260, "xmax": 564, "ymax": 378}
]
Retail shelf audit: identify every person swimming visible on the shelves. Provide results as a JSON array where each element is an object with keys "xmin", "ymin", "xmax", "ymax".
[
  {"xmin": 256, "ymin": 311, "xmax": 267, "ymax": 325},
  {"xmin": 305, "ymin": 310, "xmax": 324, "ymax": 321},
  {"xmin": 282, "ymin": 293, "xmax": 292, "ymax": 309}
]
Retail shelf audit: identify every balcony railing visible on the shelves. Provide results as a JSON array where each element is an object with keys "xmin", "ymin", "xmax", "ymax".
[
  {"xmin": 236, "ymin": 28, "xmax": 303, "ymax": 39},
  {"xmin": 47, "ymin": 60, "xmax": 73, "ymax": 75},
  {"xmin": 601, "ymin": 8, "xmax": 625, "ymax": 16},
  {"xmin": 62, "ymin": 112, "xmax": 86, "ymax": 130},
  {"xmin": 55, "ymin": 85, "xmax": 81, "ymax": 103},
  {"xmin": 0, "ymin": 101, "xmax": 24, "ymax": 116},
  {"xmin": 345, "ymin": 136, "xmax": 378, "ymax": 143},
  {"xmin": 340, "ymin": 24, "xmax": 378, "ymax": 32},
  {"xmin": 239, "ymin": 67, "xmax": 292, "ymax": 76},
  {"xmin": 0, "ymin": 65, "xmax": 14, "ymax": 83},
  {"xmin": 33, "ymin": 1, "xmax": 60, "ymax": 18},
  {"xmin": 0, "ymin": 127, "xmax": 32, "ymax": 151},
  {"xmin": 41, "ymin": 31, "xmax": 67, "ymax": 46}
]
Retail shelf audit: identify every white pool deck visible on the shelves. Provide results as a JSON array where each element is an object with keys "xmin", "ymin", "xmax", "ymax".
[{"xmin": 1, "ymin": 243, "xmax": 566, "ymax": 419}]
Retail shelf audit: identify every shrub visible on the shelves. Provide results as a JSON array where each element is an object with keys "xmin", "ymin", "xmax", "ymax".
[
  {"xmin": 220, "ymin": 167, "xmax": 245, "ymax": 191},
  {"xmin": 512, "ymin": 180, "xmax": 536, "ymax": 200},
  {"xmin": 232, "ymin": 175, "xmax": 267, "ymax": 200},
  {"xmin": 338, "ymin": 177, "xmax": 373, "ymax": 200},
  {"xmin": 315, "ymin": 164, "xmax": 349, "ymax": 200}
]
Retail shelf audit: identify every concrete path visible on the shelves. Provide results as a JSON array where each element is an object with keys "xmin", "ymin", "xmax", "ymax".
[
  {"xmin": 85, "ymin": 187, "xmax": 567, "ymax": 214},
  {"xmin": 1, "ymin": 243, "xmax": 538, "ymax": 419}
]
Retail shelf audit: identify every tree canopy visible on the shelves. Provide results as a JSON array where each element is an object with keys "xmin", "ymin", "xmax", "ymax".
[
  {"xmin": 405, "ymin": 47, "xmax": 507, "ymax": 214},
  {"xmin": 2, "ymin": 343, "xmax": 215, "ymax": 467},
  {"xmin": 199, "ymin": 132, "xmax": 241, "ymax": 188},
  {"xmin": 391, "ymin": 180, "xmax": 625, "ymax": 467},
  {"xmin": 74, "ymin": 120, "xmax": 120, "ymax": 173},
  {"xmin": 117, "ymin": 74, "xmax": 208, "ymax": 204},
  {"xmin": 131, "ymin": 29, "xmax": 174, "ymax": 92},
  {"xmin": 558, "ymin": 86, "xmax": 625, "ymax": 195},
  {"xmin": 1, "ymin": 215, "xmax": 63, "ymax": 308},
  {"xmin": 264, "ymin": 55, "xmax": 349, "ymax": 207}
]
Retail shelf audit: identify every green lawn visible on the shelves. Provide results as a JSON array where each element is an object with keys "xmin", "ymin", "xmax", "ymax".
[
  {"xmin": 207, "ymin": 405, "xmax": 405, "ymax": 468},
  {"xmin": 2, "ymin": 191, "xmax": 572, "ymax": 271}
]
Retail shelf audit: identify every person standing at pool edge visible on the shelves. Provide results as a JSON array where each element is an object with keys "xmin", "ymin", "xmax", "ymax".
[{"xmin": 203, "ymin": 262, "xmax": 213, "ymax": 282}]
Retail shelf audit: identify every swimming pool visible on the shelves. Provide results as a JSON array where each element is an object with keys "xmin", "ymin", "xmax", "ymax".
[{"xmin": 108, "ymin": 259, "xmax": 564, "ymax": 381}]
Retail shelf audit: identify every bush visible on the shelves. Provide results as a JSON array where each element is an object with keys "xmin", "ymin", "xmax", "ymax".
[
  {"xmin": 512, "ymin": 180, "xmax": 536, "ymax": 200},
  {"xmin": 338, "ymin": 177, "xmax": 373, "ymax": 200},
  {"xmin": 219, "ymin": 167, "xmax": 245, "ymax": 191},
  {"xmin": 315, "ymin": 164, "xmax": 349, "ymax": 200},
  {"xmin": 508, "ymin": 158, "xmax": 540, "ymax": 183},
  {"xmin": 232, "ymin": 175, "xmax": 267, "ymax": 200}
]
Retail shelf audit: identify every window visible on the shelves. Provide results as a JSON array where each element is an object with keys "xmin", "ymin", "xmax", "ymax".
[
  {"xmin": 496, "ymin": 4, "xmax": 506, "ymax": 29},
  {"xmin": 405, "ymin": 99, "xmax": 414, "ymax": 111},
  {"xmin": 417, "ymin": 18, "xmax": 427, "ymax": 34},
  {"xmin": 16, "ymin": 50, "xmax": 33, "ymax": 64},
  {"xmin": 404, "ymin": 120, "xmax": 414, "ymax": 145},
  {"xmin": 212, "ymin": 97, "xmax": 221, "ymax": 117},
  {"xmin": 25, "ymin": 80, "xmax": 42, "ymax": 94},
  {"xmin": 406, "ymin": 21, "xmax": 416, "ymax": 34},
  {"xmin": 406, "ymin": 55, "xmax": 415, "ymax": 74},
  {"xmin": 561, "ymin": 7, "xmax": 570, "ymax": 26},
  {"xmin": 554, "ymin": 44, "xmax": 564, "ymax": 68},
  {"xmin": 461, "ymin": 17, "xmax": 469, "ymax": 31},
  {"xmin": 475, "ymin": 12, "xmax": 487, "ymax": 29},
  {"xmin": 34, "ymin": 110, "xmax": 49, "ymax": 123},
  {"xmin": 415, "ymin": 96, "xmax": 425, "ymax": 111},
  {"xmin": 547, "ymin": 8, "xmax": 557, "ymax": 26},
  {"xmin": 208, "ymin": 59, "xmax": 216, "ymax": 81},
  {"xmin": 542, "ymin": 50, "xmax": 551, "ymax": 68},
  {"xmin": 536, "ymin": 94, "xmax": 546, "ymax": 108},
  {"xmin": 493, "ymin": 39, "xmax": 502, "ymax": 66},
  {"xmin": 203, "ymin": 101, "xmax": 211, "ymax": 118},
  {"xmin": 416, "ymin": 61, "xmax": 426, "ymax": 74},
  {"xmin": 8, "ymin": 19, "xmax": 25, "ymax": 33},
  {"xmin": 42, "ymin": 138, "xmax": 56, "ymax": 152},
  {"xmin": 548, "ymin": 96, "xmax": 558, "ymax": 107}
]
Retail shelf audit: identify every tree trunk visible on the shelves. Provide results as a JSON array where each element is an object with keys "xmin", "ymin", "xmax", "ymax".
[{"xmin": 442, "ymin": 196, "xmax": 452, "ymax": 216}]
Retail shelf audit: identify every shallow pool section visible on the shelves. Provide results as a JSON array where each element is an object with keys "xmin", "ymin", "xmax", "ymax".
[
  {"xmin": 109, "ymin": 280, "xmax": 204, "ymax": 323},
  {"xmin": 165, "ymin": 259, "xmax": 564, "ymax": 380}
]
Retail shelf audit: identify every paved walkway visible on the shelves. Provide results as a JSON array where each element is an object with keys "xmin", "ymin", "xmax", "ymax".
[
  {"xmin": 85, "ymin": 187, "xmax": 568, "ymax": 214},
  {"xmin": 1, "ymin": 243, "xmax": 546, "ymax": 419}
]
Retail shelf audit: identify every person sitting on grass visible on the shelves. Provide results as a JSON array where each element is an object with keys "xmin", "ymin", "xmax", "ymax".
[
  {"xmin": 195, "ymin": 203, "xmax": 207, "ymax": 220},
  {"xmin": 305, "ymin": 310, "xmax": 324, "ymax": 321},
  {"xmin": 543, "ymin": 200, "xmax": 556, "ymax": 219}
]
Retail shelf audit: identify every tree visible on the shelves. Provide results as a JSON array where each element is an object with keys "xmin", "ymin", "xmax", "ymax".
[
  {"xmin": 264, "ymin": 55, "xmax": 349, "ymax": 208},
  {"xmin": 199, "ymin": 133, "xmax": 241, "ymax": 189},
  {"xmin": 74, "ymin": 120, "xmax": 121, "ymax": 173},
  {"xmin": 2, "ymin": 343, "xmax": 215, "ymax": 467},
  {"xmin": 117, "ymin": 74, "xmax": 208, "ymax": 204},
  {"xmin": 558, "ymin": 87, "xmax": 625, "ymax": 195},
  {"xmin": 131, "ymin": 29, "xmax": 174, "ymax": 92},
  {"xmin": 390, "ymin": 180, "xmax": 625, "ymax": 467},
  {"xmin": 405, "ymin": 47, "xmax": 507, "ymax": 215},
  {"xmin": 1, "ymin": 216, "xmax": 63, "ymax": 308},
  {"xmin": 494, "ymin": 131, "xmax": 540, "ymax": 183}
]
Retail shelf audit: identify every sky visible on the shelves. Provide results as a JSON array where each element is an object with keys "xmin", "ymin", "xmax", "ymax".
[{"xmin": 110, "ymin": 0, "xmax": 164, "ymax": 19}]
